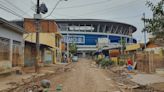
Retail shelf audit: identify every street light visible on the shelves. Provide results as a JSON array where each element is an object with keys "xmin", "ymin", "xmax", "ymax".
[{"xmin": 44, "ymin": 0, "xmax": 67, "ymax": 18}]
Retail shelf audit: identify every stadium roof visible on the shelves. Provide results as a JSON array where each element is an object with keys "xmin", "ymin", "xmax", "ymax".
[{"xmin": 55, "ymin": 19, "xmax": 137, "ymax": 33}]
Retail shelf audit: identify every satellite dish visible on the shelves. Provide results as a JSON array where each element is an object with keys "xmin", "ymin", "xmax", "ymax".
[{"xmin": 40, "ymin": 3, "xmax": 48, "ymax": 14}]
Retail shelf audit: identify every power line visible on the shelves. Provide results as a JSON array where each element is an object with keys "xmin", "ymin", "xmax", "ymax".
[
  {"xmin": 44, "ymin": 0, "xmax": 111, "ymax": 18},
  {"xmin": 56, "ymin": 0, "xmax": 112, "ymax": 9},
  {"xmin": 0, "ymin": 2, "xmax": 24, "ymax": 18},
  {"xmin": 0, "ymin": 6, "xmax": 23, "ymax": 18},
  {"xmin": 44, "ymin": 0, "xmax": 63, "ymax": 18},
  {"xmin": 3, "ymin": 0, "xmax": 32, "ymax": 17},
  {"xmin": 53, "ymin": 12, "xmax": 142, "ymax": 20},
  {"xmin": 51, "ymin": 0, "xmax": 143, "ymax": 20},
  {"xmin": 79, "ymin": 0, "xmax": 140, "ymax": 16},
  {"xmin": 109, "ymin": 14, "xmax": 142, "ymax": 20},
  {"xmin": 53, "ymin": 13, "xmax": 87, "ymax": 19}
]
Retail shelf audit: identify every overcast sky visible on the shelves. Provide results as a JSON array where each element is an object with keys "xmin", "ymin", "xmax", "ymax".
[{"xmin": 0, "ymin": 0, "xmax": 161, "ymax": 43}]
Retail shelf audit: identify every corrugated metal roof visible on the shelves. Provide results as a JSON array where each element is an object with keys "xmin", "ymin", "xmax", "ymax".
[{"xmin": 0, "ymin": 17, "xmax": 24, "ymax": 34}]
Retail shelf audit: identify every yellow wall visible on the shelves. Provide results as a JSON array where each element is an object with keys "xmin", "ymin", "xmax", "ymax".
[
  {"xmin": 24, "ymin": 33, "xmax": 55, "ymax": 48},
  {"xmin": 111, "ymin": 57, "xmax": 118, "ymax": 62},
  {"xmin": 24, "ymin": 33, "xmax": 62, "ymax": 63}
]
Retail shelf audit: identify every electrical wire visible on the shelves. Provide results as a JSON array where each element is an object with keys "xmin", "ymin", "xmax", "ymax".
[
  {"xmin": 52, "ymin": 13, "xmax": 87, "ymax": 19},
  {"xmin": 45, "ymin": 0, "xmax": 113, "ymax": 18},
  {"xmin": 50, "ymin": 0, "xmax": 143, "ymax": 20},
  {"xmin": 0, "ymin": 1, "xmax": 24, "ymax": 18},
  {"xmin": 0, "ymin": 0, "xmax": 55, "ymax": 41},
  {"xmin": 79, "ymin": 0, "xmax": 140, "ymax": 16},
  {"xmin": 52, "ymin": 12, "xmax": 142, "ymax": 20},
  {"xmin": 56, "ymin": 0, "xmax": 112, "ymax": 9},
  {"xmin": 0, "ymin": 1, "xmax": 36, "ymax": 35},
  {"xmin": 3, "ymin": 0, "xmax": 32, "ymax": 17},
  {"xmin": 109, "ymin": 14, "xmax": 142, "ymax": 20},
  {"xmin": 44, "ymin": 0, "xmax": 63, "ymax": 18},
  {"xmin": 0, "ymin": 3, "xmax": 24, "ymax": 18}
]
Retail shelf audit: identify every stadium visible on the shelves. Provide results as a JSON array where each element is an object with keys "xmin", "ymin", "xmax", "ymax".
[{"xmin": 55, "ymin": 19, "xmax": 137, "ymax": 57}]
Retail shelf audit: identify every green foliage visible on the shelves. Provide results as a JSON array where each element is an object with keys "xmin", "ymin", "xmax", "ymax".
[
  {"xmin": 118, "ymin": 61, "xmax": 125, "ymax": 66},
  {"xmin": 142, "ymin": 0, "xmax": 164, "ymax": 39},
  {"xmin": 69, "ymin": 43, "xmax": 77, "ymax": 55},
  {"xmin": 100, "ymin": 58, "xmax": 114, "ymax": 68},
  {"xmin": 119, "ymin": 37, "xmax": 126, "ymax": 54},
  {"xmin": 119, "ymin": 37, "xmax": 126, "ymax": 45}
]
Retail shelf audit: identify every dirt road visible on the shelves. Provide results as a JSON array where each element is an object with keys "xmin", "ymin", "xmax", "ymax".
[{"xmin": 50, "ymin": 58, "xmax": 120, "ymax": 92}]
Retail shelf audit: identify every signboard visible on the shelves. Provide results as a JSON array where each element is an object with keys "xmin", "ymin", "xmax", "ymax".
[
  {"xmin": 126, "ymin": 44, "xmax": 140, "ymax": 51},
  {"xmin": 69, "ymin": 26, "xmax": 94, "ymax": 31},
  {"xmin": 24, "ymin": 18, "xmax": 58, "ymax": 33},
  {"xmin": 97, "ymin": 38, "xmax": 109, "ymax": 47},
  {"xmin": 63, "ymin": 35, "xmax": 85, "ymax": 43}
]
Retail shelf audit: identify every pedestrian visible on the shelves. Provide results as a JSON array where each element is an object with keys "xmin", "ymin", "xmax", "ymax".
[
  {"xmin": 127, "ymin": 58, "xmax": 133, "ymax": 65},
  {"xmin": 127, "ymin": 58, "xmax": 133, "ymax": 71},
  {"xmin": 64, "ymin": 54, "xmax": 67, "ymax": 63},
  {"xmin": 96, "ymin": 52, "xmax": 103, "ymax": 68}
]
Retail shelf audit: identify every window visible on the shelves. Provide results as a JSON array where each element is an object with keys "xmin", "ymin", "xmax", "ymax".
[{"xmin": 0, "ymin": 37, "xmax": 10, "ymax": 61}]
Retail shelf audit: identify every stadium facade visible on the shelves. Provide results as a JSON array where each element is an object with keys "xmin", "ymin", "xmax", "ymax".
[{"xmin": 55, "ymin": 19, "xmax": 137, "ymax": 57}]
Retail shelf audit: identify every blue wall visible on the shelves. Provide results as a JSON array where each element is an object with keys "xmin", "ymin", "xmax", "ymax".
[{"xmin": 62, "ymin": 34, "xmax": 137, "ymax": 45}]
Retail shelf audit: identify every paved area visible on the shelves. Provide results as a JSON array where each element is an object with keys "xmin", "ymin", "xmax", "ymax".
[
  {"xmin": 131, "ymin": 74, "xmax": 164, "ymax": 85},
  {"xmin": 50, "ymin": 58, "xmax": 120, "ymax": 92}
]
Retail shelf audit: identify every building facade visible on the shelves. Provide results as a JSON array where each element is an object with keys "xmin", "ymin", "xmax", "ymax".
[
  {"xmin": 0, "ymin": 18, "xmax": 24, "ymax": 72},
  {"xmin": 12, "ymin": 19, "xmax": 62, "ymax": 66},
  {"xmin": 24, "ymin": 31, "xmax": 62, "ymax": 66},
  {"xmin": 55, "ymin": 19, "xmax": 137, "ymax": 57}
]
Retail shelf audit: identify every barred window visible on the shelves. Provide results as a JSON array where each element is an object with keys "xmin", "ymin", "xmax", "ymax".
[{"xmin": 0, "ymin": 37, "xmax": 10, "ymax": 61}]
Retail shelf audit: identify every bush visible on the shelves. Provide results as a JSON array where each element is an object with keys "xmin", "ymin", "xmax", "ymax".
[
  {"xmin": 100, "ymin": 58, "xmax": 114, "ymax": 68},
  {"xmin": 118, "ymin": 60, "xmax": 125, "ymax": 66}
]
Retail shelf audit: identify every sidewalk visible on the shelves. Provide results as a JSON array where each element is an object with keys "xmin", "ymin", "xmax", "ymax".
[
  {"xmin": 0, "ymin": 74, "xmax": 32, "ymax": 91},
  {"xmin": 130, "ymin": 73, "xmax": 164, "ymax": 85},
  {"xmin": 0, "ymin": 63, "xmax": 69, "ymax": 92}
]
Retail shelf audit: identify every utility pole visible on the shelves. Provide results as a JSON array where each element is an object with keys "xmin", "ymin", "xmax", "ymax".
[
  {"xmin": 66, "ymin": 26, "xmax": 69, "ymax": 61},
  {"xmin": 34, "ymin": 0, "xmax": 41, "ymax": 73},
  {"xmin": 143, "ymin": 13, "xmax": 147, "ymax": 49},
  {"xmin": 33, "ymin": 0, "xmax": 64, "ymax": 72}
]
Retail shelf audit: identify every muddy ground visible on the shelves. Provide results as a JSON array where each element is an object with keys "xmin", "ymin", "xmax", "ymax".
[{"xmin": 12, "ymin": 58, "xmax": 164, "ymax": 92}]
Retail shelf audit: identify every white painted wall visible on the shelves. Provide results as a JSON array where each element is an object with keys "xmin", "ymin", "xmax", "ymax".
[
  {"xmin": 0, "ymin": 26, "xmax": 23, "ymax": 42},
  {"xmin": 0, "ymin": 26, "xmax": 23, "ymax": 70}
]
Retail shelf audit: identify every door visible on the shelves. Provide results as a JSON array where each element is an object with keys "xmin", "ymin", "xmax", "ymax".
[{"xmin": 12, "ymin": 41, "xmax": 21, "ymax": 67}]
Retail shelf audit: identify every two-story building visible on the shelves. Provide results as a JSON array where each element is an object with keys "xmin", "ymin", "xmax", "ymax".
[{"xmin": 13, "ymin": 19, "xmax": 62, "ymax": 67}]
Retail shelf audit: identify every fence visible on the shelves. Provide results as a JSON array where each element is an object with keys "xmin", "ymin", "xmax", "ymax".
[{"xmin": 136, "ymin": 51, "xmax": 164, "ymax": 73}]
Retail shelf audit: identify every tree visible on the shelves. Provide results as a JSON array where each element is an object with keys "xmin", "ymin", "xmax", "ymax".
[
  {"xmin": 69, "ymin": 43, "xmax": 77, "ymax": 55},
  {"xmin": 119, "ymin": 37, "xmax": 126, "ymax": 54},
  {"xmin": 142, "ymin": 0, "xmax": 164, "ymax": 41}
]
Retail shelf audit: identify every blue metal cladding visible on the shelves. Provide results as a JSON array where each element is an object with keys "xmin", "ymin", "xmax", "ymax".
[
  {"xmin": 62, "ymin": 34, "xmax": 137, "ymax": 45},
  {"xmin": 108, "ymin": 35, "xmax": 121, "ymax": 43},
  {"xmin": 85, "ymin": 34, "xmax": 107, "ymax": 45}
]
